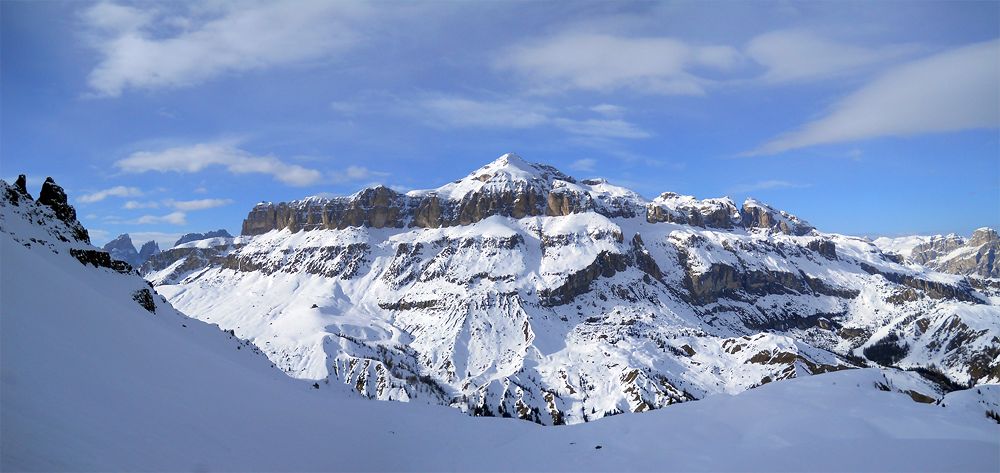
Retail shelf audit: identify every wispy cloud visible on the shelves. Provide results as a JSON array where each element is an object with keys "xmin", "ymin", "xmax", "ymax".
[
  {"xmin": 115, "ymin": 141, "xmax": 323, "ymax": 186},
  {"xmin": 729, "ymin": 180, "xmax": 810, "ymax": 193},
  {"xmin": 590, "ymin": 104, "xmax": 625, "ymax": 116},
  {"xmin": 82, "ymin": 1, "xmax": 370, "ymax": 96},
  {"xmin": 569, "ymin": 158, "xmax": 597, "ymax": 172},
  {"xmin": 164, "ymin": 198, "xmax": 234, "ymax": 211},
  {"xmin": 496, "ymin": 32, "xmax": 740, "ymax": 95},
  {"xmin": 135, "ymin": 211, "xmax": 187, "ymax": 225},
  {"xmin": 416, "ymin": 96, "xmax": 552, "ymax": 129},
  {"xmin": 332, "ymin": 166, "xmax": 387, "ymax": 184},
  {"xmin": 552, "ymin": 118, "xmax": 650, "ymax": 139},
  {"xmin": 746, "ymin": 29, "xmax": 917, "ymax": 84},
  {"xmin": 78, "ymin": 185, "xmax": 143, "ymax": 203},
  {"xmin": 745, "ymin": 39, "xmax": 1000, "ymax": 156},
  {"xmin": 126, "ymin": 231, "xmax": 188, "ymax": 249},
  {"xmin": 123, "ymin": 200, "xmax": 159, "ymax": 209},
  {"xmin": 412, "ymin": 95, "xmax": 650, "ymax": 139},
  {"xmin": 125, "ymin": 197, "xmax": 232, "ymax": 211}
]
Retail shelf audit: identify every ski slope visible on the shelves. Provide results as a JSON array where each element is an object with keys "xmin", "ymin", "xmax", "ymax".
[{"xmin": 2, "ymin": 226, "xmax": 998, "ymax": 472}]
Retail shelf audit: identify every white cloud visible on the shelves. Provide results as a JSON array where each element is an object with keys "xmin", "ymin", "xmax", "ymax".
[
  {"xmin": 746, "ymin": 30, "xmax": 916, "ymax": 84},
  {"xmin": 83, "ymin": 1, "xmax": 369, "ymax": 96},
  {"xmin": 729, "ymin": 180, "xmax": 809, "ymax": 193},
  {"xmin": 115, "ymin": 142, "xmax": 323, "ymax": 186},
  {"xmin": 590, "ymin": 104, "xmax": 625, "ymax": 116},
  {"xmin": 413, "ymin": 96, "xmax": 650, "ymax": 139},
  {"xmin": 78, "ymin": 186, "xmax": 143, "ymax": 203},
  {"xmin": 746, "ymin": 40, "xmax": 1000, "ymax": 155},
  {"xmin": 165, "ymin": 198, "xmax": 234, "ymax": 211},
  {"xmin": 569, "ymin": 158, "xmax": 597, "ymax": 172},
  {"xmin": 125, "ymin": 197, "xmax": 232, "ymax": 211},
  {"xmin": 126, "ymin": 231, "xmax": 187, "ymax": 249},
  {"xmin": 496, "ymin": 32, "xmax": 739, "ymax": 95},
  {"xmin": 123, "ymin": 200, "xmax": 159, "ymax": 209},
  {"xmin": 332, "ymin": 166, "xmax": 387, "ymax": 184},
  {"xmin": 553, "ymin": 118, "xmax": 650, "ymax": 139},
  {"xmin": 88, "ymin": 229, "xmax": 111, "ymax": 245},
  {"xmin": 81, "ymin": 2, "xmax": 151, "ymax": 34},
  {"xmin": 135, "ymin": 211, "xmax": 187, "ymax": 225},
  {"xmin": 417, "ymin": 97, "xmax": 552, "ymax": 129}
]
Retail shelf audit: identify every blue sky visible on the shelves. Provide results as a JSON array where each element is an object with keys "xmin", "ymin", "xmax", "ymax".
[{"xmin": 2, "ymin": 1, "xmax": 998, "ymax": 248}]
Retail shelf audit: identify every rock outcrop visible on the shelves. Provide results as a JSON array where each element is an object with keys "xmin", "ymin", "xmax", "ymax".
[
  {"xmin": 926, "ymin": 228, "xmax": 998, "ymax": 279},
  {"xmin": 741, "ymin": 199, "xmax": 814, "ymax": 236},
  {"xmin": 879, "ymin": 228, "xmax": 1000, "ymax": 279},
  {"xmin": 102, "ymin": 234, "xmax": 161, "ymax": 268},
  {"xmin": 103, "ymin": 234, "xmax": 141, "ymax": 267},
  {"xmin": 910, "ymin": 234, "xmax": 966, "ymax": 266},
  {"xmin": 37, "ymin": 177, "xmax": 89, "ymax": 243},
  {"xmin": 138, "ymin": 240, "xmax": 161, "ymax": 262}
]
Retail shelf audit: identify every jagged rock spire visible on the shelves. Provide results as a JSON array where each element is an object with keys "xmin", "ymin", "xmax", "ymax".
[{"xmin": 37, "ymin": 177, "xmax": 90, "ymax": 244}]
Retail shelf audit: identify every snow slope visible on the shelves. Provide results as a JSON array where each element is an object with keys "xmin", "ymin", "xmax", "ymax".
[
  {"xmin": 873, "ymin": 235, "xmax": 940, "ymax": 258},
  {"xmin": 3, "ymin": 236, "xmax": 999, "ymax": 472}
]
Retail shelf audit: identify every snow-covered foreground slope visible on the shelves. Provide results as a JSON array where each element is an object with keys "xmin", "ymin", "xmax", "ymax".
[{"xmin": 4, "ymin": 235, "xmax": 1000, "ymax": 472}]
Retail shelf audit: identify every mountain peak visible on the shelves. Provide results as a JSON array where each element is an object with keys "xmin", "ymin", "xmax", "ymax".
[
  {"xmin": 411, "ymin": 153, "xmax": 574, "ymax": 201},
  {"xmin": 109, "ymin": 233, "xmax": 134, "ymax": 245},
  {"xmin": 471, "ymin": 152, "xmax": 572, "ymax": 182}
]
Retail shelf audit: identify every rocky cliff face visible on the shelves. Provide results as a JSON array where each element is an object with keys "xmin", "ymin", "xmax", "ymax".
[
  {"xmin": 102, "ymin": 234, "xmax": 161, "ymax": 268},
  {"xmin": 103, "ymin": 234, "xmax": 140, "ymax": 267},
  {"xmin": 242, "ymin": 154, "xmax": 811, "ymax": 237},
  {"xmin": 142, "ymin": 155, "xmax": 999, "ymax": 425},
  {"xmin": 910, "ymin": 234, "xmax": 967, "ymax": 266},
  {"xmin": 138, "ymin": 240, "xmax": 161, "ymax": 262},
  {"xmin": 876, "ymin": 229, "xmax": 999, "ymax": 279},
  {"xmin": 925, "ymin": 228, "xmax": 998, "ymax": 279},
  {"xmin": 2, "ymin": 177, "xmax": 134, "ymax": 276},
  {"xmin": 34, "ymin": 177, "xmax": 90, "ymax": 244}
]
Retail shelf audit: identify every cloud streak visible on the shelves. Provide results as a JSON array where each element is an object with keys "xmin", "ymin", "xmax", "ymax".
[
  {"xmin": 78, "ymin": 186, "xmax": 143, "ymax": 203},
  {"xmin": 413, "ymin": 96, "xmax": 650, "ymax": 139},
  {"xmin": 496, "ymin": 32, "xmax": 740, "ymax": 95},
  {"xmin": 729, "ymin": 180, "xmax": 810, "ymax": 193},
  {"xmin": 83, "ymin": 1, "xmax": 369, "ymax": 96},
  {"xmin": 164, "ymin": 198, "xmax": 234, "ymax": 211},
  {"xmin": 746, "ymin": 39, "xmax": 1000, "ymax": 156},
  {"xmin": 746, "ymin": 29, "xmax": 917, "ymax": 84},
  {"xmin": 115, "ymin": 142, "xmax": 323, "ymax": 186},
  {"xmin": 135, "ymin": 211, "xmax": 187, "ymax": 225}
]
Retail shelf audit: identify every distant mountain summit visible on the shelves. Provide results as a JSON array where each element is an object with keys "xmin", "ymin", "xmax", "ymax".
[
  {"xmin": 174, "ymin": 229, "xmax": 232, "ymax": 247},
  {"xmin": 101, "ymin": 234, "xmax": 160, "ymax": 268},
  {"xmin": 875, "ymin": 228, "xmax": 999, "ymax": 278}
]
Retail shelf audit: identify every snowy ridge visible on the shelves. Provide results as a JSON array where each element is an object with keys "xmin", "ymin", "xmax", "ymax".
[
  {"xmin": 140, "ymin": 156, "xmax": 1000, "ymax": 425},
  {"xmin": 874, "ymin": 228, "xmax": 999, "ymax": 279}
]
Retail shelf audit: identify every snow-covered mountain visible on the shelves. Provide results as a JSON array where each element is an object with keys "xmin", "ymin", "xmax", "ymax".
[
  {"xmin": 101, "ymin": 233, "xmax": 160, "ymax": 268},
  {"xmin": 2, "ymin": 173, "xmax": 998, "ymax": 472},
  {"xmin": 139, "ymin": 154, "xmax": 1000, "ymax": 425},
  {"xmin": 875, "ymin": 229, "xmax": 999, "ymax": 279},
  {"xmin": 174, "ymin": 228, "xmax": 233, "ymax": 247}
]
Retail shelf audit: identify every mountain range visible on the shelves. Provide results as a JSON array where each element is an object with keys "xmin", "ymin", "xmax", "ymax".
[
  {"xmin": 132, "ymin": 153, "xmax": 999, "ymax": 425},
  {"xmin": 2, "ymin": 171, "xmax": 997, "ymax": 472}
]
